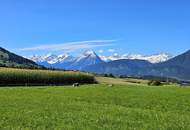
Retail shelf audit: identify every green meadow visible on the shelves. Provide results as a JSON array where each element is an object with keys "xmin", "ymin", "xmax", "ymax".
[{"xmin": 0, "ymin": 77, "xmax": 190, "ymax": 130}]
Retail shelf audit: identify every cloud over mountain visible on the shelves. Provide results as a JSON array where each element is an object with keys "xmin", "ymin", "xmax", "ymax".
[{"xmin": 20, "ymin": 40, "xmax": 116, "ymax": 52}]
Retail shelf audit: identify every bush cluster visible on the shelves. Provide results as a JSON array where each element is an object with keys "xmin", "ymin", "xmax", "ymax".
[
  {"xmin": 104, "ymin": 73, "xmax": 115, "ymax": 78},
  {"xmin": 148, "ymin": 80, "xmax": 162, "ymax": 86}
]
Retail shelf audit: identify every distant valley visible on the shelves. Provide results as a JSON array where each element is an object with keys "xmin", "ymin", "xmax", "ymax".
[{"xmin": 1, "ymin": 46, "xmax": 190, "ymax": 81}]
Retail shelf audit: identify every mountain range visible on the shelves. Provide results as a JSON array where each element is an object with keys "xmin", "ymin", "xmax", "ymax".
[
  {"xmin": 30, "ymin": 51, "xmax": 103, "ymax": 70},
  {"xmin": 30, "ymin": 50, "xmax": 190, "ymax": 81},
  {"xmin": 84, "ymin": 50, "xmax": 190, "ymax": 81},
  {"xmin": 100, "ymin": 53, "xmax": 173, "ymax": 63},
  {"xmin": 30, "ymin": 51, "xmax": 172, "ymax": 69}
]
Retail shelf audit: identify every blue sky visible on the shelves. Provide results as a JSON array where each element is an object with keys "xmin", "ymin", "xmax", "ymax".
[{"xmin": 0, "ymin": 0, "xmax": 190, "ymax": 56}]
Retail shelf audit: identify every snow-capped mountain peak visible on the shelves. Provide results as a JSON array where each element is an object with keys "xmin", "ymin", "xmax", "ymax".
[
  {"xmin": 76, "ymin": 50, "xmax": 98, "ymax": 62},
  {"xmin": 29, "ymin": 51, "xmax": 173, "ymax": 70},
  {"xmin": 57, "ymin": 53, "xmax": 75, "ymax": 62},
  {"xmin": 44, "ymin": 54, "xmax": 57, "ymax": 60},
  {"xmin": 59, "ymin": 54, "xmax": 75, "ymax": 63},
  {"xmin": 58, "ymin": 54, "xmax": 68, "ymax": 59},
  {"xmin": 43, "ymin": 54, "xmax": 58, "ymax": 64},
  {"xmin": 69, "ymin": 50, "xmax": 104, "ymax": 70},
  {"xmin": 142, "ymin": 53, "xmax": 173, "ymax": 63},
  {"xmin": 82, "ymin": 50, "xmax": 97, "ymax": 57},
  {"xmin": 100, "ymin": 53, "xmax": 173, "ymax": 63},
  {"xmin": 30, "ymin": 55, "xmax": 44, "ymax": 62}
]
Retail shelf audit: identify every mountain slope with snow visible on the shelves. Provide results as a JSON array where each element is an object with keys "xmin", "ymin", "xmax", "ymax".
[
  {"xmin": 68, "ymin": 51, "xmax": 104, "ymax": 70},
  {"xmin": 84, "ymin": 50, "xmax": 190, "ymax": 80},
  {"xmin": 29, "ymin": 51, "xmax": 173, "ymax": 70},
  {"xmin": 30, "ymin": 51, "xmax": 104, "ymax": 70},
  {"xmin": 100, "ymin": 53, "xmax": 173, "ymax": 63}
]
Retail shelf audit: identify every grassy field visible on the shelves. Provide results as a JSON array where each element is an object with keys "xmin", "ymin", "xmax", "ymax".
[
  {"xmin": 96, "ymin": 76, "xmax": 149, "ymax": 85},
  {"xmin": 0, "ymin": 77, "xmax": 190, "ymax": 130}
]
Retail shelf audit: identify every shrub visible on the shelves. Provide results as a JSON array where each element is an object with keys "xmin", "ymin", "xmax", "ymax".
[
  {"xmin": 148, "ymin": 80, "xmax": 162, "ymax": 86},
  {"xmin": 108, "ymin": 73, "xmax": 115, "ymax": 78},
  {"xmin": 103, "ymin": 73, "xmax": 115, "ymax": 78},
  {"xmin": 119, "ymin": 75, "xmax": 126, "ymax": 78},
  {"xmin": 104, "ymin": 74, "xmax": 108, "ymax": 77}
]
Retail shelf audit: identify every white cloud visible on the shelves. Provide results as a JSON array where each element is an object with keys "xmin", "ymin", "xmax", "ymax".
[
  {"xmin": 98, "ymin": 50, "xmax": 104, "ymax": 53},
  {"xmin": 108, "ymin": 49, "xmax": 115, "ymax": 52},
  {"xmin": 20, "ymin": 40, "xmax": 116, "ymax": 52}
]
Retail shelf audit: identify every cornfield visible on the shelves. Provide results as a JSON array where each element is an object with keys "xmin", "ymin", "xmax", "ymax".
[{"xmin": 0, "ymin": 67, "xmax": 96, "ymax": 86}]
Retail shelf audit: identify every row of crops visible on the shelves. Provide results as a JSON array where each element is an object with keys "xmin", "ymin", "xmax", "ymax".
[{"xmin": 0, "ymin": 67, "xmax": 96, "ymax": 86}]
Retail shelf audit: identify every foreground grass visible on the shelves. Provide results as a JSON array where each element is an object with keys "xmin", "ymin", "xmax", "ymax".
[{"xmin": 0, "ymin": 84, "xmax": 190, "ymax": 130}]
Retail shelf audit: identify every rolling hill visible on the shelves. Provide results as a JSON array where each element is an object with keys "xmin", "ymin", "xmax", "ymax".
[
  {"xmin": 84, "ymin": 59, "xmax": 152, "ymax": 76},
  {"xmin": 0, "ymin": 47, "xmax": 42, "ymax": 68}
]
